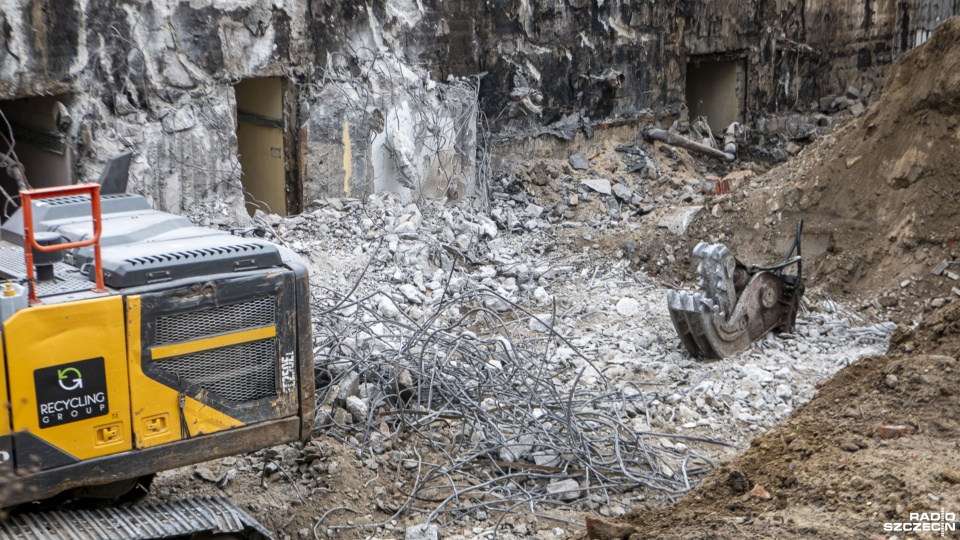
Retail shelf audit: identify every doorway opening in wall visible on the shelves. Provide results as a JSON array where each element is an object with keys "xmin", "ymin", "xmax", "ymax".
[
  {"xmin": 0, "ymin": 96, "xmax": 74, "ymax": 222},
  {"xmin": 235, "ymin": 77, "xmax": 296, "ymax": 217},
  {"xmin": 685, "ymin": 56, "xmax": 747, "ymax": 134}
]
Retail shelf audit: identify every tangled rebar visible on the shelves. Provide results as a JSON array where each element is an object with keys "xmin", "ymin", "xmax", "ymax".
[{"xmin": 310, "ymin": 252, "xmax": 733, "ymax": 534}]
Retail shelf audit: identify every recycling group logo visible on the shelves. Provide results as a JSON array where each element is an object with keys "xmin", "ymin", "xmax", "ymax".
[
  {"xmin": 34, "ymin": 358, "xmax": 109, "ymax": 428},
  {"xmin": 57, "ymin": 367, "xmax": 83, "ymax": 391}
]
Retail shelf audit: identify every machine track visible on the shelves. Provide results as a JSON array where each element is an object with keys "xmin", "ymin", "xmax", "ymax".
[{"xmin": 0, "ymin": 497, "xmax": 270, "ymax": 540}]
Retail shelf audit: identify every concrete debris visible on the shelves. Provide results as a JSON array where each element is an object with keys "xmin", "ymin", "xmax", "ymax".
[
  {"xmin": 932, "ymin": 260, "xmax": 950, "ymax": 275},
  {"xmin": 546, "ymin": 479, "xmax": 582, "ymax": 501},
  {"xmin": 657, "ymin": 206, "xmax": 703, "ymax": 235},
  {"xmin": 581, "ymin": 178, "xmax": 612, "ymax": 195},
  {"xmin": 335, "ymin": 371, "xmax": 361, "ymax": 405},
  {"xmin": 611, "ymin": 183, "xmax": 634, "ymax": 202},
  {"xmin": 569, "ymin": 153, "xmax": 591, "ymax": 170},
  {"xmin": 250, "ymin": 157, "xmax": 901, "ymax": 534},
  {"xmin": 194, "ymin": 466, "xmax": 221, "ymax": 483},
  {"xmin": 345, "ymin": 395, "xmax": 370, "ymax": 423},
  {"xmin": 616, "ymin": 297, "xmax": 640, "ymax": 317},
  {"xmin": 405, "ymin": 524, "xmax": 439, "ymax": 540},
  {"xmin": 398, "ymin": 284, "xmax": 423, "ymax": 303},
  {"xmin": 154, "ymin": 114, "xmax": 903, "ymax": 536}
]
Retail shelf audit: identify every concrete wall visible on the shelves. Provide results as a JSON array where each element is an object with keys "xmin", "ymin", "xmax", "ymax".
[
  {"xmin": 0, "ymin": 0, "xmax": 954, "ymax": 220},
  {"xmin": 0, "ymin": 0, "xmax": 478, "ymax": 222}
]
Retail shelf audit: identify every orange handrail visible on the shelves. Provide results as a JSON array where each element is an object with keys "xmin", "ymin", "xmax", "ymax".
[{"xmin": 21, "ymin": 183, "xmax": 107, "ymax": 303}]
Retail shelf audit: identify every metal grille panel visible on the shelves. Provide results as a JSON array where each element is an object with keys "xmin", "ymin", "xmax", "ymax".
[
  {"xmin": 0, "ymin": 242, "xmax": 97, "ymax": 296},
  {"xmin": 155, "ymin": 339, "xmax": 278, "ymax": 402},
  {"xmin": 154, "ymin": 295, "xmax": 275, "ymax": 345}
]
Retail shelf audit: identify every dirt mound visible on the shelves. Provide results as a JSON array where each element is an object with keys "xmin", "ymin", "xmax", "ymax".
[
  {"xmin": 589, "ymin": 301, "xmax": 960, "ymax": 539},
  {"xmin": 679, "ymin": 18, "xmax": 960, "ymax": 316}
]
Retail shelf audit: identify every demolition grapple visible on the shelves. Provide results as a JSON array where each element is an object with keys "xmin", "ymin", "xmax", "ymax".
[{"xmin": 667, "ymin": 220, "xmax": 805, "ymax": 358}]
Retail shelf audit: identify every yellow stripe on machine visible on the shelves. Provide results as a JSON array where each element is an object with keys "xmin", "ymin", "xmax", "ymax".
[
  {"xmin": 150, "ymin": 326, "xmax": 276, "ymax": 360},
  {"xmin": 126, "ymin": 296, "xmax": 244, "ymax": 449}
]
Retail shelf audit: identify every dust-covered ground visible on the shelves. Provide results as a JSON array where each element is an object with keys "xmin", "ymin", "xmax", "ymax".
[
  {"xmin": 607, "ymin": 302, "xmax": 960, "ymax": 540},
  {"xmin": 143, "ymin": 18, "xmax": 960, "ymax": 540}
]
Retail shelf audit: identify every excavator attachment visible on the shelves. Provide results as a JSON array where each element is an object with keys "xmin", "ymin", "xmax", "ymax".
[{"xmin": 667, "ymin": 220, "xmax": 805, "ymax": 358}]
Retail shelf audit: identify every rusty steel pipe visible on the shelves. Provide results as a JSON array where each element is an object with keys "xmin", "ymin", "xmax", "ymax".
[{"xmin": 643, "ymin": 127, "xmax": 735, "ymax": 162}]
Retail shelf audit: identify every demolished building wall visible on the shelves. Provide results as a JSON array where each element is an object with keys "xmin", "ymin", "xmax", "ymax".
[
  {"xmin": 454, "ymin": 0, "xmax": 958, "ymax": 137},
  {"xmin": 0, "ymin": 0, "xmax": 311, "ymax": 222},
  {"xmin": 0, "ymin": 0, "xmax": 477, "ymax": 222},
  {"xmin": 0, "ymin": 0, "xmax": 954, "ymax": 219}
]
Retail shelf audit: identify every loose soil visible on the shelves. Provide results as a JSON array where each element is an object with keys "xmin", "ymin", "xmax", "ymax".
[{"xmin": 598, "ymin": 300, "xmax": 960, "ymax": 540}]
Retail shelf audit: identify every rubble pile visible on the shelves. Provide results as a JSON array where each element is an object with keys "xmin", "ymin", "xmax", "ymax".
[
  {"xmin": 172, "ymin": 165, "xmax": 894, "ymax": 535},
  {"xmin": 312, "ymin": 283, "xmax": 721, "ymax": 530},
  {"xmin": 609, "ymin": 303, "xmax": 960, "ymax": 540}
]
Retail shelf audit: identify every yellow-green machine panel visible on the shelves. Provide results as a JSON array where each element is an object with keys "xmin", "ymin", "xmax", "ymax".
[{"xmin": 5, "ymin": 296, "xmax": 132, "ymax": 471}]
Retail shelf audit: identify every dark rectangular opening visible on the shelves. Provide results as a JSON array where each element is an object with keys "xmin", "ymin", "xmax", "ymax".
[
  {"xmin": 0, "ymin": 96, "xmax": 74, "ymax": 220},
  {"xmin": 685, "ymin": 57, "xmax": 746, "ymax": 133}
]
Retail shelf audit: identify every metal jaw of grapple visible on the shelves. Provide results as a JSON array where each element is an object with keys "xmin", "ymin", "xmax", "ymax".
[{"xmin": 667, "ymin": 220, "xmax": 805, "ymax": 359}]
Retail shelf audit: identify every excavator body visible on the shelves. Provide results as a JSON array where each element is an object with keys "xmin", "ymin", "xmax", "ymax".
[{"xmin": 0, "ymin": 179, "xmax": 314, "ymax": 538}]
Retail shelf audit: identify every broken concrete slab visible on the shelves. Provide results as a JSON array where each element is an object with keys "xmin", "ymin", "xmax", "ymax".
[
  {"xmin": 931, "ymin": 260, "xmax": 950, "ymax": 276},
  {"xmin": 569, "ymin": 153, "xmax": 590, "ymax": 170},
  {"xmin": 547, "ymin": 479, "xmax": 581, "ymax": 501},
  {"xmin": 581, "ymin": 178, "xmax": 612, "ymax": 195},
  {"xmin": 612, "ymin": 183, "xmax": 634, "ymax": 202},
  {"xmin": 657, "ymin": 206, "xmax": 703, "ymax": 235}
]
